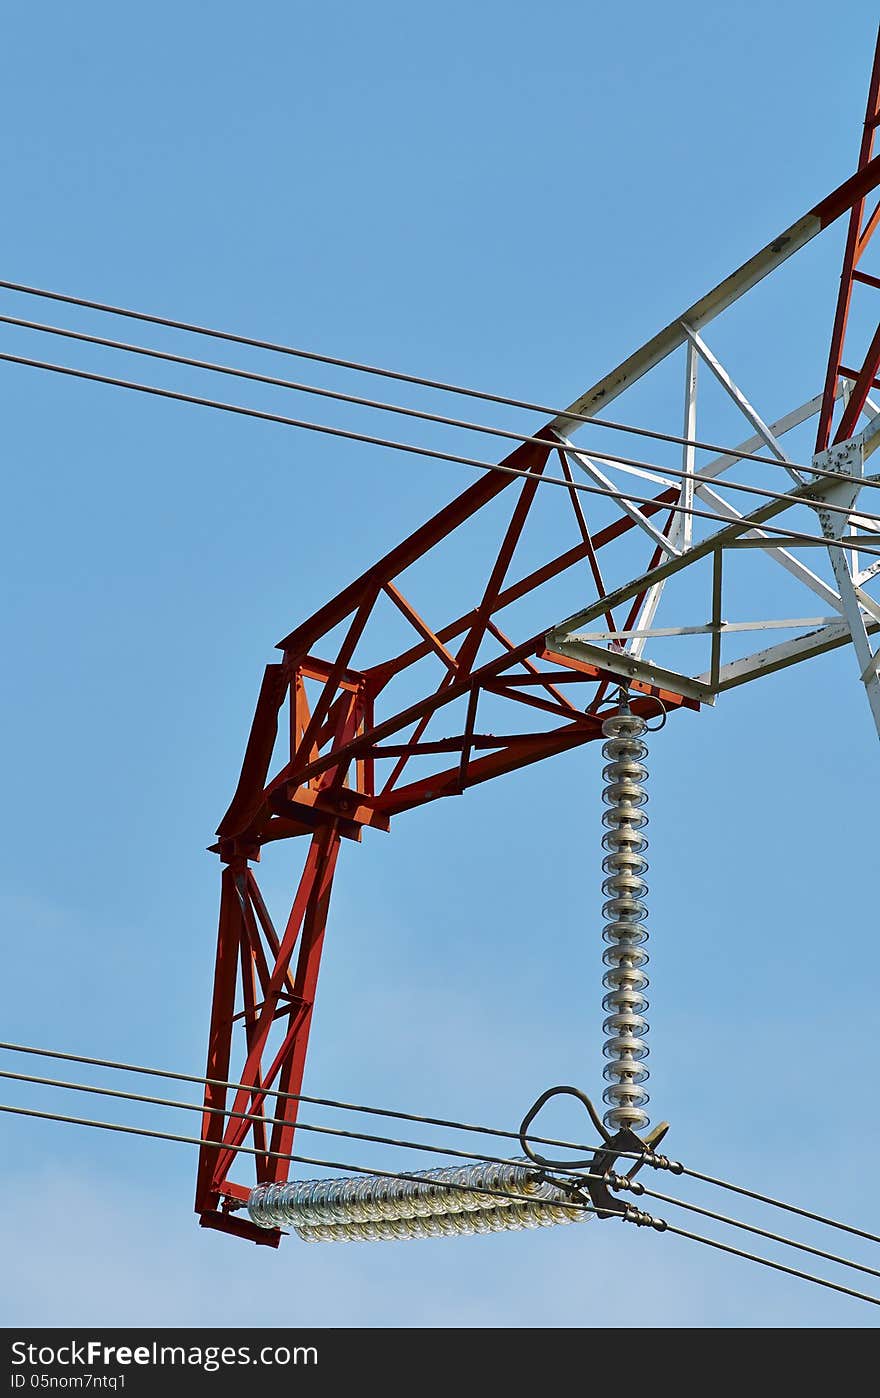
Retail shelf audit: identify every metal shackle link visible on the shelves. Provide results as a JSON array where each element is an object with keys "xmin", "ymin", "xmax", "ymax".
[{"xmin": 600, "ymin": 696, "xmax": 651, "ymax": 1133}]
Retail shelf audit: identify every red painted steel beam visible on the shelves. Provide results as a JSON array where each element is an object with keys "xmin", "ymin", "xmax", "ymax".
[
  {"xmin": 275, "ymin": 439, "xmax": 549, "ymax": 655},
  {"xmin": 486, "ymin": 617, "xmax": 579, "ymax": 714},
  {"xmin": 840, "ymin": 363, "xmax": 880, "ymax": 387},
  {"xmin": 556, "ymin": 447, "xmax": 618, "ymax": 635},
  {"xmin": 852, "ymin": 268, "xmax": 880, "ymax": 291},
  {"xmin": 835, "ymin": 319, "xmax": 880, "ymax": 442},
  {"xmin": 196, "ymin": 864, "xmax": 246, "ymax": 1218},
  {"xmin": 197, "ymin": 829, "xmax": 341, "ymax": 1226},
  {"xmin": 817, "ymin": 25, "xmax": 880, "ymax": 450},
  {"xmin": 197, "ymin": 440, "xmax": 698, "ymax": 1234},
  {"xmin": 197, "ymin": 52, "xmax": 880, "ymax": 1225},
  {"xmin": 810, "ymin": 147, "xmax": 880, "ymax": 228},
  {"xmin": 216, "ymin": 666, "xmax": 286, "ymax": 841},
  {"xmin": 363, "ymin": 490, "xmax": 679, "ymax": 686},
  {"xmin": 373, "ymin": 722, "xmax": 602, "ymax": 816}
]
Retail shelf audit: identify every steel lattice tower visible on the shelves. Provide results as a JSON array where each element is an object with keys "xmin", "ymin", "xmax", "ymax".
[{"xmin": 196, "ymin": 32, "xmax": 880, "ymax": 1245}]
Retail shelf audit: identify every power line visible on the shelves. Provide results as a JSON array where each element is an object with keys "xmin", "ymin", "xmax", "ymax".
[
  {"xmin": 0, "ymin": 333, "xmax": 875, "ymax": 528},
  {"xmin": 1, "ymin": 346, "xmax": 878, "ymax": 551},
  {"xmin": 2, "ymin": 1095, "xmax": 877, "ymax": 1308},
  {"xmin": 663, "ymin": 1220, "xmax": 880, "ymax": 1309},
  {"xmin": 9, "ymin": 306, "xmax": 880, "ymax": 516},
  {"xmin": 0, "ymin": 271, "xmax": 873, "ymax": 1310},
  {"xmin": 7, "ymin": 1062, "xmax": 879, "ymax": 1286},
  {"xmin": 0, "ymin": 1037, "xmax": 615, "ymax": 1158},
  {"xmin": 0, "ymin": 309, "xmax": 805, "ymax": 473},
  {"xmin": 0, "ymin": 276, "xmax": 840, "ymax": 462},
  {"xmin": 676, "ymin": 1162, "xmax": 880, "ymax": 1251},
  {"xmin": 637, "ymin": 1182, "xmax": 880, "ymax": 1283},
  {"xmin": 0, "ymin": 1099, "xmax": 577, "ymax": 1217},
  {"xmin": 0, "ymin": 1063, "xmax": 557, "ymax": 1174},
  {"xmin": 2, "ymin": 1039, "xmax": 878, "ymax": 1249}
]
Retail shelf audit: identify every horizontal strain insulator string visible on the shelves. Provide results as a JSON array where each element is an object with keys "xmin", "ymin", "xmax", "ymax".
[
  {"xmin": 0, "ymin": 1098, "xmax": 588, "ymax": 1215},
  {"xmin": 8, "ymin": 1064, "xmax": 876, "ymax": 1281},
  {"xmin": 1, "ymin": 1039, "xmax": 877, "ymax": 1246},
  {"xmin": 2, "ymin": 1096, "xmax": 877, "ymax": 1306}
]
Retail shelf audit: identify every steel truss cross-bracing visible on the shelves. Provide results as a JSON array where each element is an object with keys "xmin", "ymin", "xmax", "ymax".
[{"xmin": 196, "ymin": 33, "xmax": 880, "ymax": 1243}]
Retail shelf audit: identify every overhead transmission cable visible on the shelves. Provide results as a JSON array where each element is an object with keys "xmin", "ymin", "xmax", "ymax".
[
  {"xmin": 0, "ymin": 1037, "xmax": 631, "ymax": 1158},
  {"xmin": 0, "ymin": 325, "xmax": 877, "ymax": 526},
  {"xmin": 0, "ymin": 1098, "xmax": 560, "ymax": 1215},
  {"xmin": 0, "ymin": 276, "xmax": 841, "ymax": 462},
  {"xmin": 5, "ymin": 310, "xmax": 880, "ymax": 516},
  {"xmin": 0, "ymin": 288, "xmax": 878, "ymax": 517},
  {"xmin": 628, "ymin": 1181, "xmax": 880, "ymax": 1283},
  {"xmin": 1, "ymin": 1039, "xmax": 877, "ymax": 1249},
  {"xmin": 0, "ymin": 347, "xmax": 876, "ymax": 556},
  {"xmin": 1, "ymin": 1096, "xmax": 878, "ymax": 1308},
  {"xmin": 1, "ymin": 291, "xmax": 876, "ymax": 1294},
  {"xmin": 3, "ymin": 1062, "xmax": 880, "ymax": 1285},
  {"xmin": 3, "ymin": 306, "xmax": 866, "ymax": 501},
  {"xmin": 657, "ymin": 1220, "xmax": 880, "ymax": 1309},
  {"xmin": 0, "ymin": 1063, "xmax": 581, "ymax": 1173}
]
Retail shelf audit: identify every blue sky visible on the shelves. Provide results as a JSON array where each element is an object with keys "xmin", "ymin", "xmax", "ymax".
[{"xmin": 2, "ymin": 0, "xmax": 879, "ymax": 1328}]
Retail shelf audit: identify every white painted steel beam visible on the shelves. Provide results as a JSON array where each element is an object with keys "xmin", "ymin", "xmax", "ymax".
[
  {"xmin": 622, "ymin": 397, "xmax": 828, "ymax": 664},
  {"xmin": 694, "ymin": 619, "xmax": 879, "ymax": 691},
  {"xmin": 550, "ymin": 213, "xmax": 829, "ymax": 437},
  {"xmin": 694, "ymin": 394, "xmax": 825, "ymax": 484},
  {"xmin": 626, "ymin": 512, "xmax": 686, "ymax": 661},
  {"xmin": 681, "ymin": 324, "xmax": 804, "ymax": 486},
  {"xmin": 694, "ymin": 481, "xmax": 843, "ymax": 611},
  {"xmin": 550, "ymin": 474, "xmax": 839, "ymax": 644},
  {"xmin": 550, "ymin": 154, "xmax": 880, "ymax": 439},
  {"xmin": 812, "ymin": 441, "xmax": 880, "ymax": 737},
  {"xmin": 548, "ymin": 467, "xmax": 880, "ymax": 710},
  {"xmin": 577, "ymin": 617, "xmax": 840, "ymax": 642},
  {"xmin": 679, "ymin": 339, "xmax": 698, "ymax": 550},
  {"xmin": 558, "ymin": 439, "xmax": 681, "ymax": 558}
]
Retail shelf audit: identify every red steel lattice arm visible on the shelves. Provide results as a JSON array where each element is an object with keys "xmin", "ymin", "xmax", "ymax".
[
  {"xmin": 194, "ymin": 436, "xmax": 698, "ymax": 1242},
  {"xmin": 817, "ymin": 25, "xmax": 880, "ymax": 449},
  {"xmin": 196, "ymin": 41, "xmax": 880, "ymax": 1240}
]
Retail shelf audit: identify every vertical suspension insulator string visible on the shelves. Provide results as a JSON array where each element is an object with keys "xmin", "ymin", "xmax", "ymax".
[{"xmin": 601, "ymin": 696, "xmax": 651, "ymax": 1133}]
